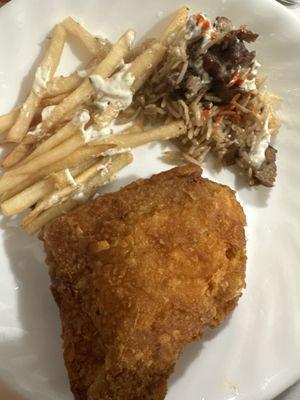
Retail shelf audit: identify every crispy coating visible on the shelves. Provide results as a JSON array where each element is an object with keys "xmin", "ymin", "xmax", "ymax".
[{"xmin": 41, "ymin": 165, "xmax": 246, "ymax": 400}]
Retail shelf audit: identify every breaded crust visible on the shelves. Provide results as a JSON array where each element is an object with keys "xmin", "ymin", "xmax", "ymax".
[{"xmin": 41, "ymin": 165, "xmax": 246, "ymax": 400}]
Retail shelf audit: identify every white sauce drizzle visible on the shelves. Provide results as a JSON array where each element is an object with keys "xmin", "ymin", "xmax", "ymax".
[
  {"xmin": 85, "ymin": 123, "xmax": 114, "ymax": 142},
  {"xmin": 33, "ymin": 65, "xmax": 50, "ymax": 94},
  {"xmin": 125, "ymin": 30, "xmax": 136, "ymax": 48},
  {"xmin": 77, "ymin": 67, "xmax": 93, "ymax": 78},
  {"xmin": 45, "ymin": 193, "xmax": 61, "ymax": 209},
  {"xmin": 64, "ymin": 168, "xmax": 78, "ymax": 188},
  {"xmin": 90, "ymin": 64, "xmax": 135, "ymax": 111},
  {"xmin": 240, "ymin": 78, "xmax": 257, "ymax": 91},
  {"xmin": 252, "ymin": 60, "xmax": 261, "ymax": 76},
  {"xmin": 27, "ymin": 122, "xmax": 42, "ymax": 137},
  {"xmin": 249, "ymin": 114, "xmax": 271, "ymax": 169},
  {"xmin": 72, "ymin": 109, "xmax": 91, "ymax": 128},
  {"xmin": 41, "ymin": 105, "xmax": 55, "ymax": 121},
  {"xmin": 72, "ymin": 191, "xmax": 88, "ymax": 201},
  {"xmin": 100, "ymin": 147, "xmax": 132, "ymax": 157},
  {"xmin": 97, "ymin": 158, "xmax": 112, "ymax": 173},
  {"xmin": 72, "ymin": 110, "xmax": 115, "ymax": 143},
  {"xmin": 186, "ymin": 13, "xmax": 216, "ymax": 50}
]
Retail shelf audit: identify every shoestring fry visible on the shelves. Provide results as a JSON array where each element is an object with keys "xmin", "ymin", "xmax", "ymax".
[{"xmin": 0, "ymin": 7, "xmax": 188, "ymax": 233}]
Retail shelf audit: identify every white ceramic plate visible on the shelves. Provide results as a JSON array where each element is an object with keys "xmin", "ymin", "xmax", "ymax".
[{"xmin": 0, "ymin": 0, "xmax": 300, "ymax": 399}]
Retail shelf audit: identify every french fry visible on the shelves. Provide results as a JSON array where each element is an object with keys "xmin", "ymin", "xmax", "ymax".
[
  {"xmin": 0, "ymin": 132, "xmax": 7, "ymax": 144},
  {"xmin": 40, "ymin": 92, "xmax": 71, "ymax": 107},
  {"xmin": 160, "ymin": 6, "xmax": 189, "ymax": 45},
  {"xmin": 59, "ymin": 105, "xmax": 85, "ymax": 123},
  {"xmin": 1, "ymin": 101, "xmax": 74, "ymax": 166},
  {"xmin": 11, "ymin": 120, "xmax": 181, "ymax": 185},
  {"xmin": 1, "ymin": 142, "xmax": 32, "ymax": 168},
  {"xmin": 62, "ymin": 17, "xmax": 110, "ymax": 57},
  {"xmin": 37, "ymin": 24, "xmax": 67, "ymax": 79},
  {"xmin": 119, "ymin": 123, "xmax": 143, "ymax": 135},
  {"xmin": 0, "ymin": 108, "xmax": 19, "ymax": 135},
  {"xmin": 1, "ymin": 179, "xmax": 52, "ymax": 217},
  {"xmin": 23, "ymin": 198, "xmax": 80, "ymax": 234},
  {"xmin": 21, "ymin": 102, "xmax": 84, "ymax": 148},
  {"xmin": 91, "ymin": 120, "xmax": 186, "ymax": 148},
  {"xmin": 0, "ymin": 104, "xmax": 47, "ymax": 144},
  {"xmin": 22, "ymin": 157, "xmax": 112, "ymax": 222},
  {"xmin": 44, "ymin": 55, "xmax": 103, "ymax": 97},
  {"xmin": 49, "ymin": 171, "xmax": 67, "ymax": 189},
  {"xmin": 0, "ymin": 13, "xmax": 193, "ymax": 234},
  {"xmin": 45, "ymin": 75, "xmax": 82, "ymax": 97},
  {"xmin": 22, "ymin": 152, "xmax": 133, "ymax": 234},
  {"xmin": 93, "ymin": 41, "xmax": 166, "ymax": 128},
  {"xmin": 1, "ymin": 159, "xmax": 97, "ymax": 216},
  {"xmin": 128, "ymin": 41, "xmax": 166, "ymax": 92},
  {"xmin": 93, "ymin": 103, "xmax": 120, "ymax": 126},
  {"xmin": 21, "ymin": 121, "xmax": 77, "ymax": 163},
  {"xmin": 125, "ymin": 38, "xmax": 156, "ymax": 63},
  {"xmin": 36, "ymin": 146, "xmax": 108, "ymax": 182},
  {"xmin": 2, "ymin": 99, "xmax": 72, "ymax": 151},
  {"xmin": 0, "ymin": 106, "xmax": 47, "ymax": 144},
  {"xmin": 40, "ymin": 29, "xmax": 135, "ymax": 132},
  {"xmin": 6, "ymin": 118, "xmax": 179, "ymax": 197},
  {"xmin": 7, "ymin": 24, "xmax": 67, "ymax": 143},
  {"xmin": 18, "ymin": 40, "xmax": 163, "ymax": 173},
  {"xmin": 22, "ymin": 106, "xmax": 131, "ymax": 164},
  {"xmin": 0, "ymin": 144, "xmax": 110, "ymax": 199},
  {"xmin": 0, "ymin": 135, "xmax": 85, "ymax": 191},
  {"xmin": 51, "ymin": 159, "xmax": 96, "ymax": 189},
  {"xmin": 6, "ymin": 92, "xmax": 40, "ymax": 143}
]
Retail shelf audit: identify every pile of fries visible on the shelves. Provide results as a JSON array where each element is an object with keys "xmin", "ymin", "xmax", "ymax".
[{"xmin": 0, "ymin": 8, "xmax": 189, "ymax": 234}]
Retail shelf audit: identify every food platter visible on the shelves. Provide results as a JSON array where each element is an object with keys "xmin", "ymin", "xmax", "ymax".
[{"xmin": 0, "ymin": 0, "xmax": 299, "ymax": 399}]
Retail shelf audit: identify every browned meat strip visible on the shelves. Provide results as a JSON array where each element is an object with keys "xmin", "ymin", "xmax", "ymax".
[{"xmin": 252, "ymin": 146, "xmax": 277, "ymax": 187}]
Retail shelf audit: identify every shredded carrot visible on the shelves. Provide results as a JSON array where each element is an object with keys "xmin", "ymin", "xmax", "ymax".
[
  {"xmin": 201, "ymin": 20, "xmax": 210, "ymax": 32},
  {"xmin": 227, "ymin": 67, "xmax": 252, "ymax": 88},
  {"xmin": 232, "ymin": 100, "xmax": 250, "ymax": 113},
  {"xmin": 218, "ymin": 110, "xmax": 237, "ymax": 116},
  {"xmin": 201, "ymin": 109, "xmax": 212, "ymax": 121},
  {"xmin": 195, "ymin": 14, "xmax": 211, "ymax": 32},
  {"xmin": 227, "ymin": 71, "xmax": 241, "ymax": 88},
  {"xmin": 213, "ymin": 114, "xmax": 224, "ymax": 125},
  {"xmin": 195, "ymin": 14, "xmax": 204, "ymax": 25}
]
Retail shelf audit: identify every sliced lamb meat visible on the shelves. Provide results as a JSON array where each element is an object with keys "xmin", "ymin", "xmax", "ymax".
[
  {"xmin": 230, "ymin": 28, "xmax": 259, "ymax": 43},
  {"xmin": 200, "ymin": 28, "xmax": 258, "ymax": 102},
  {"xmin": 221, "ymin": 31, "xmax": 255, "ymax": 67},
  {"xmin": 252, "ymin": 146, "xmax": 277, "ymax": 187},
  {"xmin": 202, "ymin": 52, "xmax": 224, "ymax": 81},
  {"xmin": 173, "ymin": 16, "xmax": 259, "ymax": 104},
  {"xmin": 213, "ymin": 16, "xmax": 233, "ymax": 33},
  {"xmin": 201, "ymin": 50, "xmax": 239, "ymax": 103}
]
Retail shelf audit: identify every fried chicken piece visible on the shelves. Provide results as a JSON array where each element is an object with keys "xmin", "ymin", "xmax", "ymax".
[{"xmin": 41, "ymin": 165, "xmax": 246, "ymax": 400}]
